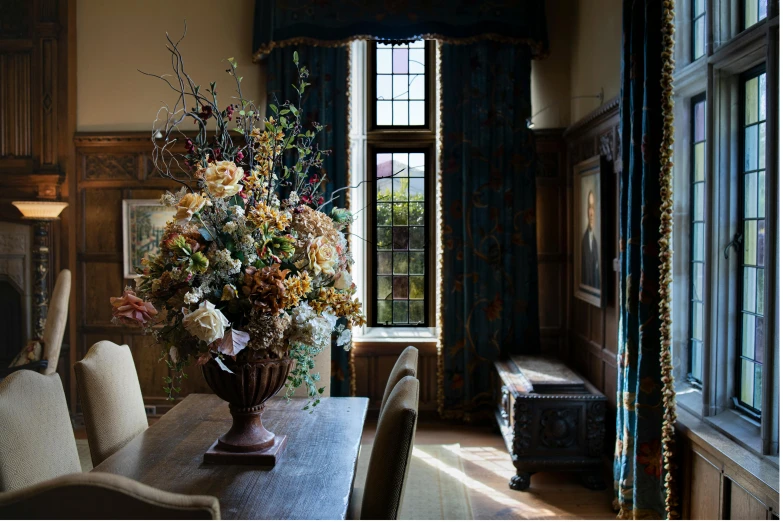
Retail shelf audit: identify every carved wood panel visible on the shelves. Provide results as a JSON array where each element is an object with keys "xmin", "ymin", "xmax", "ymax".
[{"xmin": 0, "ymin": 52, "xmax": 33, "ymax": 158}]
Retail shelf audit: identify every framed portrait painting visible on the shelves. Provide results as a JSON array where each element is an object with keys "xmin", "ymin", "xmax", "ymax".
[
  {"xmin": 122, "ymin": 200, "xmax": 173, "ymax": 278},
  {"xmin": 573, "ymin": 156, "xmax": 607, "ymax": 307}
]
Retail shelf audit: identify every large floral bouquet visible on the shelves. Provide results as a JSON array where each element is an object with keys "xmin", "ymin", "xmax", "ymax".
[{"xmin": 110, "ymin": 43, "xmax": 364, "ymax": 406}]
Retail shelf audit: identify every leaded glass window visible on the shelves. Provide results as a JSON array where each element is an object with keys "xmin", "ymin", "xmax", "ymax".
[
  {"xmin": 692, "ymin": 0, "xmax": 706, "ymax": 60},
  {"xmin": 737, "ymin": 66, "xmax": 766, "ymax": 417},
  {"xmin": 373, "ymin": 151, "xmax": 428, "ymax": 326},
  {"xmin": 743, "ymin": 0, "xmax": 768, "ymax": 30},
  {"xmin": 374, "ymin": 41, "xmax": 427, "ymax": 126},
  {"xmin": 689, "ymin": 94, "xmax": 707, "ymax": 384}
]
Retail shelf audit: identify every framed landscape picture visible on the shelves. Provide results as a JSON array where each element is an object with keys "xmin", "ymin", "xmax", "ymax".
[
  {"xmin": 573, "ymin": 156, "xmax": 607, "ymax": 308},
  {"xmin": 122, "ymin": 199, "xmax": 173, "ymax": 279}
]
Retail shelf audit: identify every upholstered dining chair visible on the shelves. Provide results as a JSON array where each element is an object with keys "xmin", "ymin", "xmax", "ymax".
[
  {"xmin": 0, "ymin": 472, "xmax": 220, "ymax": 519},
  {"xmin": 0, "ymin": 269, "xmax": 71, "ymax": 378},
  {"xmin": 352, "ymin": 375, "xmax": 420, "ymax": 520},
  {"xmin": 0, "ymin": 371, "xmax": 81, "ymax": 491},
  {"xmin": 75, "ymin": 340, "xmax": 148, "ymax": 467},
  {"xmin": 379, "ymin": 346, "xmax": 418, "ymax": 414}
]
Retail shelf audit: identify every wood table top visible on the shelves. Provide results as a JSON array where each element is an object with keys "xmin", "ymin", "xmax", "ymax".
[{"xmin": 92, "ymin": 394, "xmax": 369, "ymax": 520}]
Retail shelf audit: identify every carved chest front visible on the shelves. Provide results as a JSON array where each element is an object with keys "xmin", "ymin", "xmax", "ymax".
[{"xmin": 494, "ymin": 355, "xmax": 608, "ymax": 491}]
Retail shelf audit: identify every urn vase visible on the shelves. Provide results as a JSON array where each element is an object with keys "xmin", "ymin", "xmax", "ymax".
[{"xmin": 201, "ymin": 354, "xmax": 295, "ymax": 466}]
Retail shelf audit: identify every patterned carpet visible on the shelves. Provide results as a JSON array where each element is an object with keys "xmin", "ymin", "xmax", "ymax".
[{"xmin": 355, "ymin": 444, "xmax": 473, "ymax": 519}]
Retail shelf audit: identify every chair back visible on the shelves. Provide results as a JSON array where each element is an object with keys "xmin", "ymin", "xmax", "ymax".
[
  {"xmin": 0, "ymin": 371, "xmax": 81, "ymax": 491},
  {"xmin": 361, "ymin": 375, "xmax": 419, "ymax": 520},
  {"xmin": 41, "ymin": 269, "xmax": 71, "ymax": 375},
  {"xmin": 74, "ymin": 341, "xmax": 148, "ymax": 467},
  {"xmin": 0, "ymin": 472, "xmax": 220, "ymax": 519},
  {"xmin": 379, "ymin": 346, "xmax": 418, "ymax": 414}
]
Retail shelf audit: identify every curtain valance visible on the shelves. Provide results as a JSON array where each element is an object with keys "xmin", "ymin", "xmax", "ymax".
[{"xmin": 253, "ymin": 0, "xmax": 549, "ymax": 61}]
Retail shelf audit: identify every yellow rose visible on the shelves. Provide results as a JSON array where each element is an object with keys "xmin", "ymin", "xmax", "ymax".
[
  {"xmin": 307, "ymin": 236, "xmax": 338, "ymax": 276},
  {"xmin": 203, "ymin": 161, "xmax": 244, "ymax": 198},
  {"xmin": 175, "ymin": 192, "xmax": 207, "ymax": 223}
]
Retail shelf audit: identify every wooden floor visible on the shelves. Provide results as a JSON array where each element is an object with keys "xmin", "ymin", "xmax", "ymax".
[
  {"xmin": 76, "ymin": 416, "xmax": 616, "ymax": 520},
  {"xmin": 363, "ymin": 418, "xmax": 616, "ymax": 520}
]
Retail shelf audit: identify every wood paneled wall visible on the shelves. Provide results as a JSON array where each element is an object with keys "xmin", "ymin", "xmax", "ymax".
[
  {"xmin": 561, "ymin": 99, "xmax": 621, "ymax": 432},
  {"xmin": 0, "ymin": 0, "xmax": 74, "ymax": 391},
  {"xmin": 72, "ymin": 134, "xmax": 211, "ymax": 416}
]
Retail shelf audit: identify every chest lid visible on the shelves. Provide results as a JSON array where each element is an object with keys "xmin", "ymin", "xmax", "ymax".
[{"xmin": 509, "ymin": 355, "xmax": 587, "ymax": 394}]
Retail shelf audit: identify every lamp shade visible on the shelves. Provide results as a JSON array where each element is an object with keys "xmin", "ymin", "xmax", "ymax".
[{"xmin": 12, "ymin": 201, "xmax": 69, "ymax": 220}]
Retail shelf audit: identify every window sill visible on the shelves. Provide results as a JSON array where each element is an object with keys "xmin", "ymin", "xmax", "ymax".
[
  {"xmin": 676, "ymin": 405, "xmax": 779, "ymax": 494},
  {"xmin": 353, "ymin": 326, "xmax": 438, "ymax": 345}
]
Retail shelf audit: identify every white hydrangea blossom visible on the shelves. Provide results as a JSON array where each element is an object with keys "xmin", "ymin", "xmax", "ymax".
[
  {"xmin": 289, "ymin": 302, "xmax": 333, "ymax": 350},
  {"xmin": 336, "ymin": 328, "xmax": 352, "ymax": 348},
  {"xmin": 222, "ymin": 221, "xmax": 238, "ymax": 234}
]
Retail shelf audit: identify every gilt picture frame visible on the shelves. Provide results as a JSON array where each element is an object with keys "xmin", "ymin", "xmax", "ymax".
[
  {"xmin": 122, "ymin": 199, "xmax": 173, "ymax": 279},
  {"xmin": 573, "ymin": 156, "xmax": 607, "ymax": 308}
]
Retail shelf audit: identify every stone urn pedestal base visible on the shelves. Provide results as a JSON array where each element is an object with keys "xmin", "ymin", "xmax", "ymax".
[{"xmin": 202, "ymin": 355, "xmax": 295, "ymax": 467}]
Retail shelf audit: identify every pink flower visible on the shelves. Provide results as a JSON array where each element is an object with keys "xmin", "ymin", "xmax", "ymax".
[{"xmin": 110, "ymin": 289, "xmax": 157, "ymax": 326}]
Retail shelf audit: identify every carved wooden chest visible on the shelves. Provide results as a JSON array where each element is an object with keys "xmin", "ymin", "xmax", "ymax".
[{"xmin": 494, "ymin": 355, "xmax": 607, "ymax": 490}]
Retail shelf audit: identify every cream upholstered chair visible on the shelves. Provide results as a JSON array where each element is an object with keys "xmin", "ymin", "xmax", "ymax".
[
  {"xmin": 0, "ymin": 269, "xmax": 71, "ymax": 378},
  {"xmin": 353, "ymin": 375, "xmax": 420, "ymax": 520},
  {"xmin": 0, "ymin": 371, "xmax": 81, "ymax": 491},
  {"xmin": 0, "ymin": 472, "xmax": 220, "ymax": 519},
  {"xmin": 379, "ymin": 346, "xmax": 418, "ymax": 413},
  {"xmin": 41, "ymin": 269, "xmax": 71, "ymax": 375},
  {"xmin": 75, "ymin": 340, "xmax": 148, "ymax": 467}
]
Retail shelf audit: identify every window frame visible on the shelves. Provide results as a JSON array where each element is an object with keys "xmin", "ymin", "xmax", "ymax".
[
  {"xmin": 357, "ymin": 39, "xmax": 439, "ymax": 333},
  {"xmin": 693, "ymin": 0, "xmax": 707, "ymax": 60},
  {"xmin": 672, "ymin": 0, "xmax": 777, "ymax": 456},
  {"xmin": 687, "ymin": 92, "xmax": 707, "ymax": 386},
  {"xmin": 734, "ymin": 63, "xmax": 767, "ymax": 421}
]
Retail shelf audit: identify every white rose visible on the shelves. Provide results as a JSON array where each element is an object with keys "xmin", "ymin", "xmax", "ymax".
[
  {"xmin": 306, "ymin": 236, "xmax": 339, "ymax": 276},
  {"xmin": 182, "ymin": 300, "xmax": 230, "ymax": 345},
  {"xmin": 337, "ymin": 328, "xmax": 352, "ymax": 348},
  {"xmin": 333, "ymin": 270, "xmax": 352, "ymax": 290}
]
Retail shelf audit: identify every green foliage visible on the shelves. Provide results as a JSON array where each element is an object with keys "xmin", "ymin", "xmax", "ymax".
[{"xmin": 284, "ymin": 342, "xmax": 324, "ymax": 411}]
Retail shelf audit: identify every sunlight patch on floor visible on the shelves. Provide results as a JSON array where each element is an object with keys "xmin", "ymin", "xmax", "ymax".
[{"xmin": 413, "ymin": 447, "xmax": 557, "ymax": 518}]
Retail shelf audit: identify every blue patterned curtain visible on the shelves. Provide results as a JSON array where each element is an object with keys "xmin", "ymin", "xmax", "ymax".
[
  {"xmin": 614, "ymin": 0, "xmax": 677, "ymax": 518},
  {"xmin": 439, "ymin": 42, "xmax": 540, "ymax": 421},
  {"xmin": 265, "ymin": 46, "xmax": 352, "ymax": 396},
  {"xmin": 253, "ymin": 1, "xmax": 549, "ymax": 60}
]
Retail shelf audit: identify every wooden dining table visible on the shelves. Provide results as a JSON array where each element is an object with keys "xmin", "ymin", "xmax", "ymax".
[{"xmin": 92, "ymin": 394, "xmax": 369, "ymax": 520}]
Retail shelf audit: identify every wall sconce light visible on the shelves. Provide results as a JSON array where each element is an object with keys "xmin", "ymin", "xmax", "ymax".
[
  {"xmin": 527, "ymin": 88, "xmax": 606, "ymax": 129},
  {"xmin": 12, "ymin": 201, "xmax": 68, "ymax": 339}
]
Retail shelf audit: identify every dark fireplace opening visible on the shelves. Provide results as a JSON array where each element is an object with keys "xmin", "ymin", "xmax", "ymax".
[{"xmin": 0, "ymin": 279, "xmax": 23, "ymax": 366}]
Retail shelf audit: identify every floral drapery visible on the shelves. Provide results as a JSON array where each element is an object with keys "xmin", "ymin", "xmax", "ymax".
[
  {"xmin": 614, "ymin": 0, "xmax": 677, "ymax": 519},
  {"xmin": 439, "ymin": 42, "xmax": 540, "ymax": 421},
  {"xmin": 253, "ymin": 0, "xmax": 549, "ymax": 61},
  {"xmin": 265, "ymin": 46, "xmax": 352, "ymax": 396}
]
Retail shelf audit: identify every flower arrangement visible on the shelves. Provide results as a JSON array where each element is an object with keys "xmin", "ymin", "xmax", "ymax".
[{"xmin": 110, "ymin": 36, "xmax": 364, "ymax": 408}]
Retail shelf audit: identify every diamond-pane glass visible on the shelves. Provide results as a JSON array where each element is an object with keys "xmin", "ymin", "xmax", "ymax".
[
  {"xmin": 737, "ymin": 69, "xmax": 766, "ymax": 415},
  {"xmin": 375, "ymin": 41, "xmax": 427, "ymax": 126},
  {"xmin": 374, "ymin": 151, "xmax": 427, "ymax": 326}
]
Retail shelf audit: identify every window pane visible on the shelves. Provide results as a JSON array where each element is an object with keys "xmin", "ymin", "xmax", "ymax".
[
  {"xmin": 393, "ymin": 252, "xmax": 408, "ymax": 274},
  {"xmin": 757, "ymin": 268, "xmax": 765, "ymax": 314},
  {"xmin": 692, "ymin": 263, "xmax": 704, "ymax": 301},
  {"xmin": 694, "ymin": 142, "xmax": 705, "ymax": 181},
  {"xmin": 755, "ymin": 316, "xmax": 765, "ymax": 364},
  {"xmin": 409, "ymin": 202, "xmax": 425, "ymax": 225},
  {"xmin": 393, "ymin": 75, "xmax": 408, "ymax": 99},
  {"xmin": 377, "ymin": 75, "xmax": 392, "ymax": 100},
  {"xmin": 753, "ymin": 363, "xmax": 763, "ymax": 408},
  {"xmin": 744, "ymin": 0, "xmax": 759, "ymax": 29},
  {"xmin": 409, "ymin": 74, "xmax": 425, "ymax": 100},
  {"xmin": 744, "ymin": 172, "xmax": 758, "ymax": 218},
  {"xmin": 759, "ymin": 73, "xmax": 767, "ymax": 120},
  {"xmin": 409, "ymin": 153, "xmax": 425, "ymax": 176},
  {"xmin": 377, "ymin": 252, "xmax": 392, "ymax": 274},
  {"xmin": 759, "ymin": 125, "xmax": 766, "ymax": 170},
  {"xmin": 392, "ymin": 227, "xmax": 409, "ymax": 250},
  {"xmin": 409, "ymin": 252, "xmax": 425, "ymax": 274},
  {"xmin": 693, "ymin": 302, "xmax": 703, "ymax": 341},
  {"xmin": 377, "ymin": 203, "xmax": 392, "ymax": 225},
  {"xmin": 410, "ymin": 227, "xmax": 425, "ymax": 249},
  {"xmin": 757, "ymin": 220, "xmax": 765, "ymax": 266},
  {"xmin": 745, "ymin": 77, "xmax": 759, "ymax": 124},
  {"xmin": 409, "ymin": 49, "xmax": 425, "ymax": 74},
  {"xmin": 693, "ymin": 222, "xmax": 704, "ymax": 261},
  {"xmin": 392, "ymin": 48, "xmax": 408, "ymax": 73},
  {"xmin": 409, "ymin": 301, "xmax": 424, "ymax": 324},
  {"xmin": 742, "ymin": 314, "xmax": 756, "ymax": 358},
  {"xmin": 691, "ymin": 340, "xmax": 703, "ymax": 381},
  {"xmin": 694, "ymin": 183, "xmax": 704, "ymax": 221},
  {"xmin": 745, "ymin": 125, "xmax": 759, "ymax": 172},
  {"xmin": 392, "ymin": 101, "xmax": 409, "ymax": 125},
  {"xmin": 392, "ymin": 202, "xmax": 408, "ymax": 225},
  {"xmin": 393, "ymin": 301, "xmax": 408, "ymax": 324},
  {"xmin": 377, "ymin": 101, "xmax": 392, "ymax": 125},
  {"xmin": 759, "ymin": 0, "xmax": 767, "ymax": 19},
  {"xmin": 740, "ymin": 359, "xmax": 754, "ymax": 404},
  {"xmin": 410, "ymin": 101, "xmax": 426, "ymax": 125},
  {"xmin": 744, "ymin": 220, "xmax": 757, "ymax": 265},
  {"xmin": 377, "ymin": 178, "xmax": 392, "ymax": 201},
  {"xmin": 694, "ymin": 17, "xmax": 705, "ymax": 60},
  {"xmin": 409, "ymin": 276, "xmax": 425, "ymax": 299},
  {"xmin": 758, "ymin": 171, "xmax": 765, "ymax": 218},
  {"xmin": 695, "ymin": 0, "xmax": 705, "ymax": 15},
  {"xmin": 377, "ymin": 227, "xmax": 392, "ymax": 249},
  {"xmin": 378, "ymin": 300, "xmax": 392, "ymax": 324},
  {"xmin": 377, "ymin": 276, "xmax": 392, "ymax": 300},
  {"xmin": 392, "ymin": 275, "xmax": 408, "ymax": 299},
  {"xmin": 743, "ymin": 267, "xmax": 757, "ymax": 313},
  {"xmin": 377, "ymin": 48, "xmax": 392, "ymax": 73}
]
